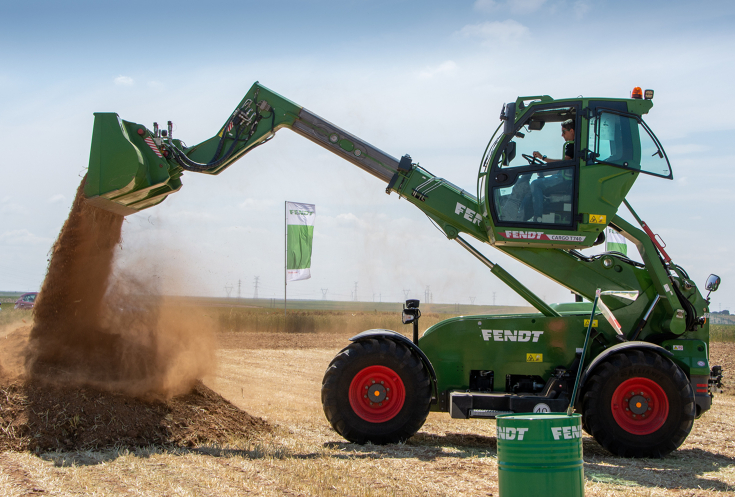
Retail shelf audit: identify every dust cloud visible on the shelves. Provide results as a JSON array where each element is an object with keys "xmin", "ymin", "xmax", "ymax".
[{"xmin": 25, "ymin": 178, "xmax": 215, "ymax": 398}]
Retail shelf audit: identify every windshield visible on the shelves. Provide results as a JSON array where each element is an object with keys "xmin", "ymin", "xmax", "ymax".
[{"xmin": 499, "ymin": 106, "xmax": 577, "ymax": 168}]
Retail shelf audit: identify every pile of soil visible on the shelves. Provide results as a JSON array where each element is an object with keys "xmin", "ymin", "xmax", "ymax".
[
  {"xmin": 0, "ymin": 377, "xmax": 271, "ymax": 451},
  {"xmin": 0, "ymin": 177, "xmax": 261, "ymax": 452}
]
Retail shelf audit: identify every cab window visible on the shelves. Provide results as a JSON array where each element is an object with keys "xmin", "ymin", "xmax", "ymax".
[
  {"xmin": 499, "ymin": 107, "xmax": 576, "ymax": 168},
  {"xmin": 490, "ymin": 105, "xmax": 577, "ymax": 227},
  {"xmin": 493, "ymin": 168, "xmax": 574, "ymax": 225},
  {"xmin": 588, "ymin": 110, "xmax": 672, "ymax": 179}
]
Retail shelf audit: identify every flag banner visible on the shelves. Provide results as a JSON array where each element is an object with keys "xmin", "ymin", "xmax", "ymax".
[
  {"xmin": 286, "ymin": 202, "xmax": 315, "ymax": 281},
  {"xmin": 605, "ymin": 227, "xmax": 627, "ymax": 255}
]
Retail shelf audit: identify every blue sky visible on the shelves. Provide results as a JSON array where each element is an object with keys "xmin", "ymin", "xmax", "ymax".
[{"xmin": 2, "ymin": 0, "xmax": 735, "ymax": 310}]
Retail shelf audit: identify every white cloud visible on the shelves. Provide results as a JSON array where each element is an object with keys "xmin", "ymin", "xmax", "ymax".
[
  {"xmin": 238, "ymin": 198, "xmax": 277, "ymax": 211},
  {"xmin": 508, "ymin": 0, "xmax": 547, "ymax": 14},
  {"xmin": 474, "ymin": 0, "xmax": 499, "ymax": 13},
  {"xmin": 0, "ymin": 202, "xmax": 23, "ymax": 214},
  {"xmin": 418, "ymin": 61, "xmax": 458, "ymax": 80},
  {"xmin": 573, "ymin": 0, "xmax": 591, "ymax": 19},
  {"xmin": 474, "ymin": 0, "xmax": 546, "ymax": 14},
  {"xmin": 47, "ymin": 194, "xmax": 65, "ymax": 204},
  {"xmin": 458, "ymin": 20, "xmax": 529, "ymax": 45},
  {"xmin": 114, "ymin": 75, "xmax": 134, "ymax": 86},
  {"xmin": 0, "ymin": 229, "xmax": 52, "ymax": 245}
]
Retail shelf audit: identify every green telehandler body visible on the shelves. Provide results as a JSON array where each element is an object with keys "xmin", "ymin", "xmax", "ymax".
[{"xmin": 84, "ymin": 82, "xmax": 723, "ymax": 457}]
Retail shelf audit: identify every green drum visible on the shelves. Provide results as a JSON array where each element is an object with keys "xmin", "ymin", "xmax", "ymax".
[{"xmin": 496, "ymin": 413, "xmax": 584, "ymax": 497}]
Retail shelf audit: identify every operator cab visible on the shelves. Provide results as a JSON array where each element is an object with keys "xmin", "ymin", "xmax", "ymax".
[{"xmin": 479, "ymin": 91, "xmax": 672, "ymax": 249}]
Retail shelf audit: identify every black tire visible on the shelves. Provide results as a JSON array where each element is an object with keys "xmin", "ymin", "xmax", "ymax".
[
  {"xmin": 581, "ymin": 349, "xmax": 695, "ymax": 458},
  {"xmin": 321, "ymin": 338, "xmax": 432, "ymax": 444}
]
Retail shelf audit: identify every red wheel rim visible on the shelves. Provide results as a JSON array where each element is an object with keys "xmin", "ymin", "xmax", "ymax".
[
  {"xmin": 611, "ymin": 377, "xmax": 669, "ymax": 435},
  {"xmin": 349, "ymin": 365, "xmax": 406, "ymax": 423}
]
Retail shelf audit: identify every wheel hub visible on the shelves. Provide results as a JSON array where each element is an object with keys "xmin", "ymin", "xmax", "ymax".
[
  {"xmin": 611, "ymin": 377, "xmax": 669, "ymax": 435},
  {"xmin": 348, "ymin": 365, "xmax": 406, "ymax": 423},
  {"xmin": 367, "ymin": 383, "xmax": 387, "ymax": 403},
  {"xmin": 627, "ymin": 394, "xmax": 649, "ymax": 415}
]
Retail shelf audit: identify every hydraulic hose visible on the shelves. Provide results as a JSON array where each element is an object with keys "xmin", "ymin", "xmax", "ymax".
[
  {"xmin": 169, "ymin": 121, "xmax": 251, "ymax": 172},
  {"xmin": 167, "ymin": 105, "xmax": 276, "ymax": 173}
]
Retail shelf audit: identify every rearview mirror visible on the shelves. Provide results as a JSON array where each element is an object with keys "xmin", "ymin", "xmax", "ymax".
[
  {"xmin": 705, "ymin": 274, "xmax": 721, "ymax": 292},
  {"xmin": 502, "ymin": 102, "xmax": 516, "ymax": 135}
]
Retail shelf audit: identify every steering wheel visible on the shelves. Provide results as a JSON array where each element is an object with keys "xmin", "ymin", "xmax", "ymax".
[{"xmin": 522, "ymin": 153, "xmax": 545, "ymax": 166}]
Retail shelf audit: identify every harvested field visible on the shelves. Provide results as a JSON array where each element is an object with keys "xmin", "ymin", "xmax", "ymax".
[{"xmin": 1, "ymin": 321, "xmax": 734, "ymax": 496}]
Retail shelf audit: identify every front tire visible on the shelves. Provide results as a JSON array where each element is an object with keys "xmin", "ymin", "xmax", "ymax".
[
  {"xmin": 582, "ymin": 349, "xmax": 695, "ymax": 458},
  {"xmin": 321, "ymin": 338, "xmax": 431, "ymax": 444}
]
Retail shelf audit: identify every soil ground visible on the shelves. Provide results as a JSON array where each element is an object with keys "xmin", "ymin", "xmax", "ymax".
[{"xmin": 1, "ymin": 326, "xmax": 734, "ymax": 496}]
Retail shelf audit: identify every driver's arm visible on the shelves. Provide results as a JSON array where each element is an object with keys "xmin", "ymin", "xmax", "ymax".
[{"xmin": 532, "ymin": 150, "xmax": 572, "ymax": 163}]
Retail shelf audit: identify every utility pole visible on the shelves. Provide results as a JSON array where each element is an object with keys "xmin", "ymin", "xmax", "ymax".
[
  {"xmin": 470, "ymin": 297, "xmax": 476, "ymax": 305},
  {"xmin": 403, "ymin": 289, "xmax": 410, "ymax": 300},
  {"xmin": 225, "ymin": 285, "xmax": 233, "ymax": 298},
  {"xmin": 321, "ymin": 288, "xmax": 328, "ymax": 300},
  {"xmin": 238, "ymin": 279, "xmax": 241, "ymax": 299},
  {"xmin": 493, "ymin": 292, "xmax": 496, "ymax": 306},
  {"xmin": 425, "ymin": 286, "xmax": 430, "ymax": 304},
  {"xmin": 354, "ymin": 282, "xmax": 358, "ymax": 301},
  {"xmin": 253, "ymin": 276, "xmax": 259, "ymax": 299}
]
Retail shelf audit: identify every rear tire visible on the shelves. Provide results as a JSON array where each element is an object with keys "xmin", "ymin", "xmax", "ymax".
[
  {"xmin": 321, "ymin": 338, "xmax": 431, "ymax": 444},
  {"xmin": 582, "ymin": 349, "xmax": 694, "ymax": 458}
]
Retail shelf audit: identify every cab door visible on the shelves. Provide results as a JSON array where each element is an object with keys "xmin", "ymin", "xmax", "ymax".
[{"xmin": 486, "ymin": 102, "xmax": 581, "ymax": 233}]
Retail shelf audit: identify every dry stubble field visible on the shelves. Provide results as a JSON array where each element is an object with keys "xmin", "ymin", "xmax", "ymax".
[{"xmin": 1, "ymin": 318, "xmax": 735, "ymax": 496}]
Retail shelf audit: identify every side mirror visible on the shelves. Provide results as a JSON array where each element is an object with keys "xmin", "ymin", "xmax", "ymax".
[
  {"xmin": 705, "ymin": 274, "xmax": 721, "ymax": 292},
  {"xmin": 502, "ymin": 102, "xmax": 516, "ymax": 135}
]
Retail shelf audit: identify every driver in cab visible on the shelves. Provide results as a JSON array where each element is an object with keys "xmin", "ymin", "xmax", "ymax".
[
  {"xmin": 523, "ymin": 119, "xmax": 575, "ymax": 222},
  {"xmin": 533, "ymin": 118, "xmax": 575, "ymax": 163}
]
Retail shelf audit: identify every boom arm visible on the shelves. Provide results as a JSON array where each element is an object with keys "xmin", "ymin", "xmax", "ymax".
[{"xmin": 85, "ymin": 82, "xmax": 403, "ymax": 213}]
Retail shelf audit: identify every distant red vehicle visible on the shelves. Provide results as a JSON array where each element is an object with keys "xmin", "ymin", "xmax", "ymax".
[{"xmin": 14, "ymin": 292, "xmax": 38, "ymax": 310}]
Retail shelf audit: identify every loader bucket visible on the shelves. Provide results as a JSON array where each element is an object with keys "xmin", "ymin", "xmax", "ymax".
[{"xmin": 84, "ymin": 113, "xmax": 182, "ymax": 216}]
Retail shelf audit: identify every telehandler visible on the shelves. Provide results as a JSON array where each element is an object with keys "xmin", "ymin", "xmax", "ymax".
[{"xmin": 84, "ymin": 83, "xmax": 723, "ymax": 457}]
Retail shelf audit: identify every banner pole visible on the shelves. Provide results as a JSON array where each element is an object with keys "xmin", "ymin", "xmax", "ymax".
[{"xmin": 284, "ymin": 201, "xmax": 287, "ymax": 319}]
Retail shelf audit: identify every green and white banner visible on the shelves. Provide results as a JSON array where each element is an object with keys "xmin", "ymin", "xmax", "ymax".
[
  {"xmin": 605, "ymin": 227, "xmax": 627, "ymax": 255},
  {"xmin": 286, "ymin": 202, "xmax": 315, "ymax": 281}
]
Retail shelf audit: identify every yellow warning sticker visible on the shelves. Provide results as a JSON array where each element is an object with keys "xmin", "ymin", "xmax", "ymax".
[
  {"xmin": 526, "ymin": 353, "xmax": 543, "ymax": 362},
  {"xmin": 589, "ymin": 214, "xmax": 607, "ymax": 224},
  {"xmin": 584, "ymin": 319, "xmax": 599, "ymax": 327}
]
